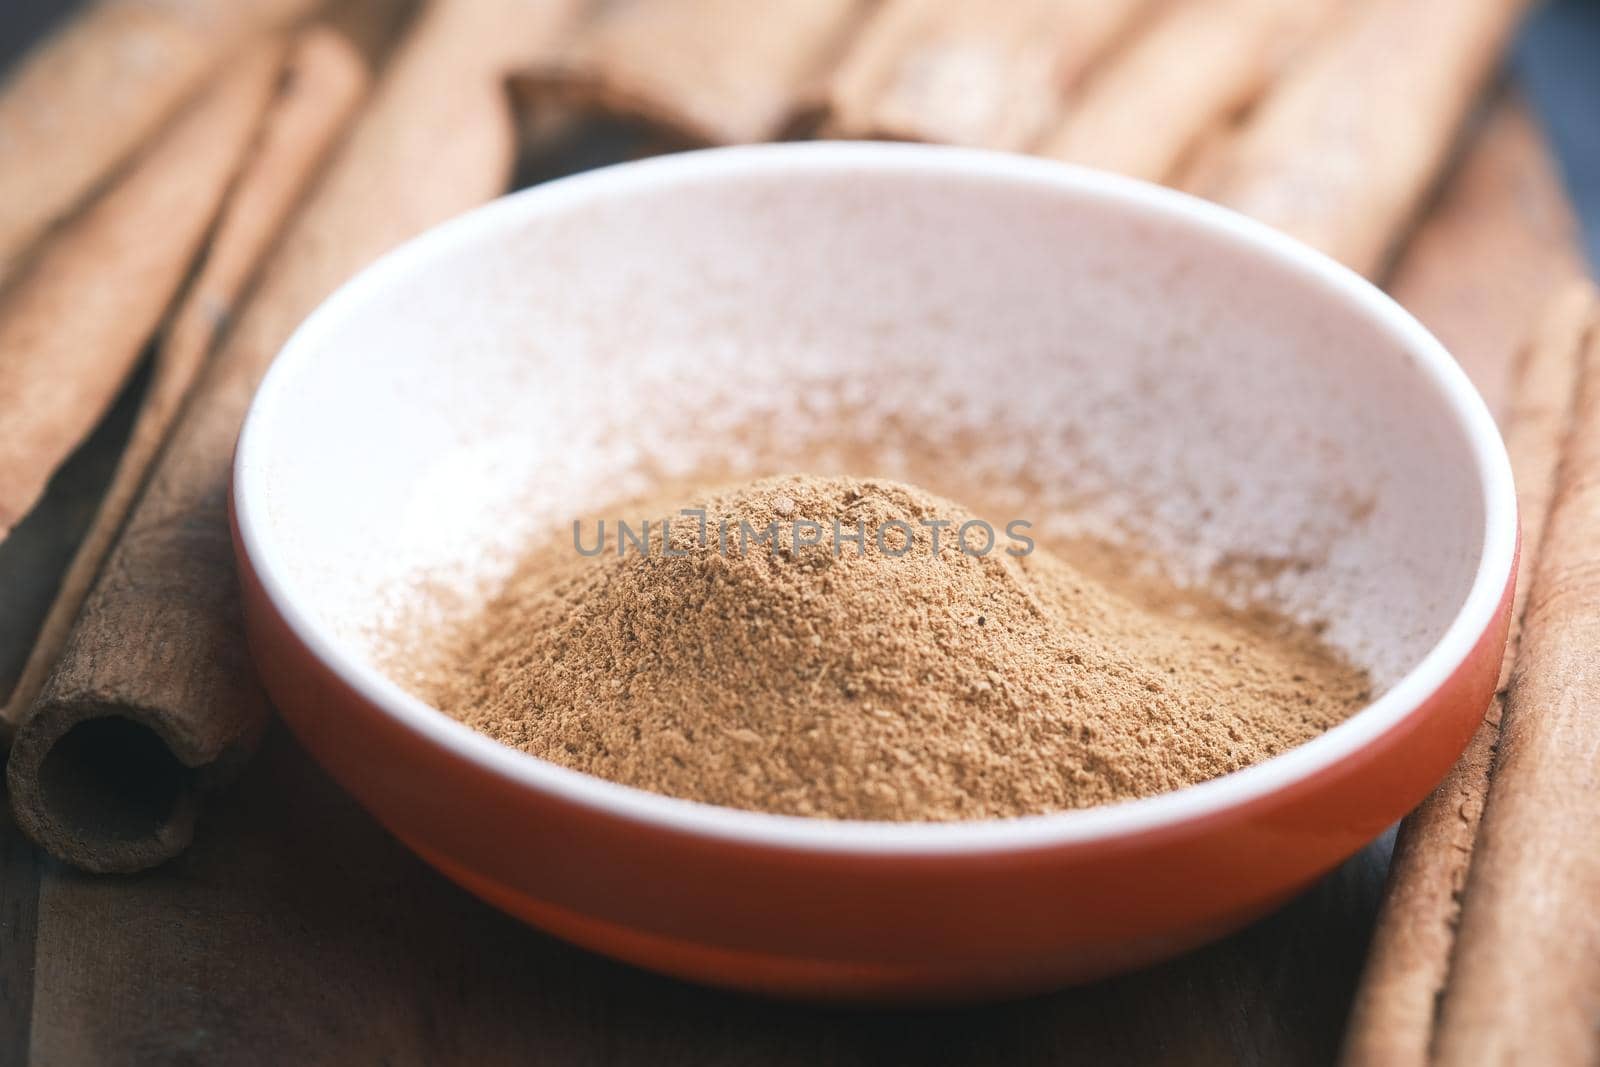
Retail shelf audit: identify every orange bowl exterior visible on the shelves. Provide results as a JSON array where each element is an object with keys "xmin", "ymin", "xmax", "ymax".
[{"xmin": 234, "ymin": 512, "xmax": 1515, "ymax": 1002}]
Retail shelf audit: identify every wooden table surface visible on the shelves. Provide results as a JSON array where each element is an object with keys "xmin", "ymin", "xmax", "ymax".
[
  {"xmin": 0, "ymin": 15, "xmax": 1586, "ymax": 1057},
  {"xmin": 0, "ymin": 734, "xmax": 1389, "ymax": 1065}
]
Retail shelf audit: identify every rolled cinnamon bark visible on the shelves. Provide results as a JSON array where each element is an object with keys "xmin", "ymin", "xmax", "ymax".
[
  {"xmin": 1202, "ymin": 0, "xmax": 1532, "ymax": 277},
  {"xmin": 825, "ymin": 0, "xmax": 1154, "ymax": 149},
  {"xmin": 1037, "ymin": 0, "xmax": 1334, "ymax": 182},
  {"xmin": 1339, "ymin": 98, "xmax": 1588, "ymax": 1067},
  {"xmin": 1342, "ymin": 283, "xmax": 1596, "ymax": 1067},
  {"xmin": 511, "ymin": 0, "xmax": 867, "ymax": 145},
  {"xmin": 1431, "ymin": 289, "xmax": 1600, "ymax": 1065},
  {"xmin": 0, "ymin": 38, "xmax": 291, "ymax": 543},
  {"xmin": 6, "ymin": 0, "xmax": 579, "ymax": 874},
  {"xmin": 0, "ymin": 0, "xmax": 319, "ymax": 285},
  {"xmin": 0, "ymin": 29, "xmax": 369, "ymax": 740},
  {"xmin": 1383, "ymin": 97, "xmax": 1588, "ymax": 410}
]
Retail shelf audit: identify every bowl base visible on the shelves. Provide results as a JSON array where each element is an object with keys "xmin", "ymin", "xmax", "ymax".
[{"xmin": 413, "ymin": 838, "xmax": 1292, "ymax": 1004}]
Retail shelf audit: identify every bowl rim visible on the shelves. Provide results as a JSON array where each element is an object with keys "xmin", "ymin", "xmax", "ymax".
[{"xmin": 234, "ymin": 141, "xmax": 1517, "ymax": 857}]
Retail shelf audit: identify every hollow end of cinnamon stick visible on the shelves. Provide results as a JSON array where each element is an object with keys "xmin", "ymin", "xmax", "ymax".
[{"xmin": 6, "ymin": 694, "xmax": 261, "ymax": 873}]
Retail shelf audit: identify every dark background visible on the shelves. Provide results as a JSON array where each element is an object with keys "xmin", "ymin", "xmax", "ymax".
[{"xmin": 1515, "ymin": 0, "xmax": 1600, "ymax": 263}]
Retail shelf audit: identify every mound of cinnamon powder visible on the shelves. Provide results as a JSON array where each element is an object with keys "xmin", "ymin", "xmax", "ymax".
[{"xmin": 424, "ymin": 475, "xmax": 1368, "ymax": 820}]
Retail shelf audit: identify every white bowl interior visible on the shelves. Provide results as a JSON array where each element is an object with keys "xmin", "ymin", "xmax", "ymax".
[{"xmin": 243, "ymin": 145, "xmax": 1495, "ymax": 718}]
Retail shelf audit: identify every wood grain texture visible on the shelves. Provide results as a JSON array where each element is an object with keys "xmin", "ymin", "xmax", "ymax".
[
  {"xmin": 1432, "ymin": 289, "xmax": 1600, "ymax": 1065},
  {"xmin": 0, "ymin": 800, "xmax": 41, "ymax": 1066},
  {"xmin": 1204, "ymin": 0, "xmax": 1532, "ymax": 277},
  {"xmin": 0, "ymin": 0, "xmax": 319, "ymax": 285},
  {"xmin": 512, "ymin": 0, "xmax": 868, "ymax": 145},
  {"xmin": 21, "ymin": 724, "xmax": 1389, "ymax": 1065},
  {"xmin": 825, "ymin": 0, "xmax": 1154, "ymax": 149}
]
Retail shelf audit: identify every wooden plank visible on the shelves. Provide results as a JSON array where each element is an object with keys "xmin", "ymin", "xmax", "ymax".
[
  {"xmin": 25, "ymin": 723, "xmax": 1387, "ymax": 1065},
  {"xmin": 0, "ymin": 801, "xmax": 41, "ymax": 1066},
  {"xmin": 27, "ymin": 726, "xmax": 823, "ymax": 1064}
]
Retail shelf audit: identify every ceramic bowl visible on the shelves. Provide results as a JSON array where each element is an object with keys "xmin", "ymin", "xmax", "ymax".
[{"xmin": 232, "ymin": 143, "xmax": 1516, "ymax": 1002}]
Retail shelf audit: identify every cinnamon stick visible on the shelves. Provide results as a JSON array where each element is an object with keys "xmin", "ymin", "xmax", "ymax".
[
  {"xmin": 1202, "ymin": 0, "xmax": 1532, "ymax": 278},
  {"xmin": 6, "ymin": 0, "xmax": 580, "ymax": 875},
  {"xmin": 0, "ymin": 0, "xmax": 319, "ymax": 285},
  {"xmin": 1037, "ymin": 0, "xmax": 1334, "ymax": 182},
  {"xmin": 511, "ymin": 0, "xmax": 868, "ymax": 146},
  {"xmin": 1431, "ymin": 288, "xmax": 1600, "ymax": 1065},
  {"xmin": 1384, "ymin": 98, "xmax": 1587, "ymax": 413},
  {"xmin": 1339, "ymin": 98, "xmax": 1588, "ymax": 1067},
  {"xmin": 825, "ymin": 0, "xmax": 1154, "ymax": 150},
  {"xmin": 0, "ymin": 38, "xmax": 291, "ymax": 543},
  {"xmin": 1342, "ymin": 283, "xmax": 1596, "ymax": 1067},
  {"xmin": 0, "ymin": 28, "xmax": 369, "ymax": 741}
]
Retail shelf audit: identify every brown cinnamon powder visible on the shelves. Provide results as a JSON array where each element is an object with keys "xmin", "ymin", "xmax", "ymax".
[{"xmin": 423, "ymin": 475, "xmax": 1369, "ymax": 820}]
